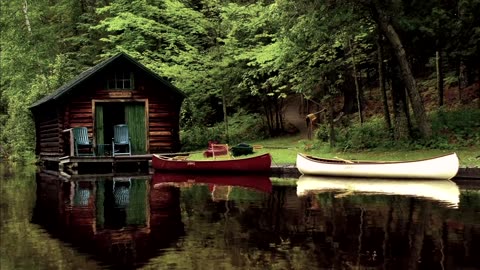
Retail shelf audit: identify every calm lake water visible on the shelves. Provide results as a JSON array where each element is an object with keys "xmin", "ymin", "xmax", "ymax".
[{"xmin": 1, "ymin": 164, "xmax": 479, "ymax": 270}]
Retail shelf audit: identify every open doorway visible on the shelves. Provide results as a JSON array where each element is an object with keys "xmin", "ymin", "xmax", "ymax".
[
  {"xmin": 94, "ymin": 101, "xmax": 147, "ymax": 155},
  {"xmin": 103, "ymin": 103, "xmax": 125, "ymax": 143}
]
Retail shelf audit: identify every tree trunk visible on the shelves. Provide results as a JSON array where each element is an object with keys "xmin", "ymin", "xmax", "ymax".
[
  {"xmin": 374, "ymin": 4, "xmax": 432, "ymax": 138},
  {"xmin": 342, "ymin": 76, "xmax": 357, "ymax": 114},
  {"xmin": 221, "ymin": 88, "xmax": 229, "ymax": 143},
  {"xmin": 458, "ymin": 61, "xmax": 467, "ymax": 102},
  {"xmin": 276, "ymin": 99, "xmax": 282, "ymax": 132},
  {"xmin": 263, "ymin": 99, "xmax": 274, "ymax": 135},
  {"xmin": 377, "ymin": 36, "xmax": 392, "ymax": 134},
  {"xmin": 22, "ymin": 0, "xmax": 32, "ymax": 34},
  {"xmin": 391, "ymin": 69, "xmax": 409, "ymax": 140},
  {"xmin": 436, "ymin": 49, "xmax": 444, "ymax": 106},
  {"xmin": 349, "ymin": 38, "xmax": 363, "ymax": 124},
  {"xmin": 328, "ymin": 98, "xmax": 335, "ymax": 147}
]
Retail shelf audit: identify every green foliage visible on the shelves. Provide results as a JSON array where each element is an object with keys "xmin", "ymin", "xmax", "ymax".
[
  {"xmin": 1, "ymin": 54, "xmax": 72, "ymax": 162},
  {"xmin": 312, "ymin": 109, "xmax": 480, "ymax": 152},
  {"xmin": 180, "ymin": 126, "xmax": 224, "ymax": 151},
  {"xmin": 226, "ymin": 111, "xmax": 269, "ymax": 142},
  {"xmin": 1, "ymin": 0, "xmax": 479, "ymax": 160},
  {"xmin": 314, "ymin": 124, "xmax": 330, "ymax": 143},
  {"xmin": 93, "ymin": 0, "xmax": 210, "ymax": 83},
  {"xmin": 0, "ymin": 0, "xmax": 97, "ymax": 161},
  {"xmin": 342, "ymin": 118, "xmax": 392, "ymax": 150},
  {"xmin": 322, "ymin": 117, "xmax": 391, "ymax": 151},
  {"xmin": 429, "ymin": 108, "xmax": 480, "ymax": 147},
  {"xmin": 180, "ymin": 112, "xmax": 267, "ymax": 151}
]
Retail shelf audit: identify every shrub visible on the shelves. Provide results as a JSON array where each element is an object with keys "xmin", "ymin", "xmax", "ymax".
[
  {"xmin": 341, "ymin": 117, "xmax": 391, "ymax": 150},
  {"xmin": 430, "ymin": 108, "xmax": 480, "ymax": 147},
  {"xmin": 226, "ymin": 112, "xmax": 269, "ymax": 144},
  {"xmin": 180, "ymin": 126, "xmax": 224, "ymax": 151},
  {"xmin": 332, "ymin": 109, "xmax": 480, "ymax": 151},
  {"xmin": 314, "ymin": 124, "xmax": 330, "ymax": 142},
  {"xmin": 180, "ymin": 112, "xmax": 268, "ymax": 151}
]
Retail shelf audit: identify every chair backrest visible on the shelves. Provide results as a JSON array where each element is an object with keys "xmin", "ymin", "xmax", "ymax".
[
  {"xmin": 72, "ymin": 127, "xmax": 90, "ymax": 145},
  {"xmin": 113, "ymin": 124, "xmax": 129, "ymax": 144}
]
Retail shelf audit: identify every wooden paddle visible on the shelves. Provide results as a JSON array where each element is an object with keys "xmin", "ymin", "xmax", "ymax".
[{"xmin": 334, "ymin": 156, "xmax": 355, "ymax": 164}]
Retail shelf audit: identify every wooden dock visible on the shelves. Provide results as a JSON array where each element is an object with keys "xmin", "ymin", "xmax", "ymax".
[{"xmin": 53, "ymin": 154, "xmax": 153, "ymax": 175}]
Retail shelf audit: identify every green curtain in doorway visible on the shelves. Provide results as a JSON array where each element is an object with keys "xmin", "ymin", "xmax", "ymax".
[
  {"xmin": 95, "ymin": 104, "xmax": 105, "ymax": 156},
  {"xmin": 95, "ymin": 104, "xmax": 104, "ymax": 145},
  {"xmin": 126, "ymin": 179, "xmax": 147, "ymax": 226},
  {"xmin": 125, "ymin": 103, "xmax": 146, "ymax": 154},
  {"xmin": 95, "ymin": 180, "xmax": 105, "ymax": 229}
]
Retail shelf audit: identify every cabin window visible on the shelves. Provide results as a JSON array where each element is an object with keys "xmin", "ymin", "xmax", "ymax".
[{"xmin": 106, "ymin": 72, "xmax": 134, "ymax": 90}]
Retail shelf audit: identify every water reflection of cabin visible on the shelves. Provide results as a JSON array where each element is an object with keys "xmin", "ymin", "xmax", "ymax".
[
  {"xmin": 33, "ymin": 171, "xmax": 184, "ymax": 268},
  {"xmin": 29, "ymin": 53, "xmax": 185, "ymax": 173}
]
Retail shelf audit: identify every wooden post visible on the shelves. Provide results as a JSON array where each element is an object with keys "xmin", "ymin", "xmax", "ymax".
[{"xmin": 62, "ymin": 128, "xmax": 74, "ymax": 157}]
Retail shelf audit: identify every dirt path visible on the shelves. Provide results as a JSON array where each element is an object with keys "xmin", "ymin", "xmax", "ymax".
[{"xmin": 284, "ymin": 95, "xmax": 308, "ymax": 138}]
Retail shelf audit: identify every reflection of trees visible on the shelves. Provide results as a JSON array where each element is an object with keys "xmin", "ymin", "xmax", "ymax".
[
  {"xmin": 304, "ymin": 193, "xmax": 480, "ymax": 269},
  {"xmin": 407, "ymin": 201, "xmax": 428, "ymax": 270},
  {"xmin": 148, "ymin": 184, "xmax": 320, "ymax": 269},
  {"xmin": 2, "ymin": 170, "xmax": 102, "ymax": 270},
  {"xmin": 173, "ymin": 185, "xmax": 479, "ymax": 269}
]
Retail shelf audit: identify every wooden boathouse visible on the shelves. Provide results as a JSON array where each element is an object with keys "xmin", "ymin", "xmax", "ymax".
[{"xmin": 30, "ymin": 53, "xmax": 185, "ymax": 174}]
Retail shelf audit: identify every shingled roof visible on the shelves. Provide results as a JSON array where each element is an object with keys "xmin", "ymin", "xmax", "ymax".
[{"xmin": 29, "ymin": 52, "xmax": 185, "ymax": 109}]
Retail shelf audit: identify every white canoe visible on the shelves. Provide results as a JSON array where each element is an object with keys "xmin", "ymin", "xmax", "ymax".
[
  {"xmin": 296, "ymin": 175, "xmax": 460, "ymax": 208},
  {"xmin": 296, "ymin": 152, "xmax": 459, "ymax": 180}
]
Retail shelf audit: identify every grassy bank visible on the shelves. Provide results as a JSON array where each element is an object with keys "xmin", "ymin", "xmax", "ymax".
[{"xmin": 189, "ymin": 134, "xmax": 480, "ymax": 167}]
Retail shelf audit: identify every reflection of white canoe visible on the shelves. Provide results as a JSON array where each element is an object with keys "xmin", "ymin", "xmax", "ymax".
[
  {"xmin": 296, "ymin": 153, "xmax": 459, "ymax": 180},
  {"xmin": 296, "ymin": 175, "xmax": 460, "ymax": 207}
]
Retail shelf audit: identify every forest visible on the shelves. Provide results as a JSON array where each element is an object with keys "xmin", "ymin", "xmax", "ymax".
[{"xmin": 1, "ymin": 0, "xmax": 479, "ymax": 161}]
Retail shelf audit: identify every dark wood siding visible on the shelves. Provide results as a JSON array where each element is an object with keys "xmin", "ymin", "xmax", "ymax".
[
  {"xmin": 148, "ymin": 101, "xmax": 180, "ymax": 152},
  {"xmin": 33, "ymin": 55, "xmax": 184, "ymax": 159},
  {"xmin": 35, "ymin": 111, "xmax": 61, "ymax": 157},
  {"xmin": 58, "ymin": 73, "xmax": 182, "ymax": 153},
  {"xmin": 142, "ymin": 75, "xmax": 182, "ymax": 153}
]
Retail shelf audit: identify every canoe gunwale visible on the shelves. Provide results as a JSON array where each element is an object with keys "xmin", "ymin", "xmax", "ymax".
[
  {"xmin": 153, "ymin": 153, "xmax": 271, "ymax": 163},
  {"xmin": 296, "ymin": 152, "xmax": 460, "ymax": 180},
  {"xmin": 299, "ymin": 152, "xmax": 458, "ymax": 165},
  {"xmin": 152, "ymin": 153, "xmax": 272, "ymax": 173}
]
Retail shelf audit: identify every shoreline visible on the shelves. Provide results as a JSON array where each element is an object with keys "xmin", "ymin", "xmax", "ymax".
[{"xmin": 271, "ymin": 165, "xmax": 480, "ymax": 180}]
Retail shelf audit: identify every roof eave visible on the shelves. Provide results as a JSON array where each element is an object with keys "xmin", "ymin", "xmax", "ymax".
[{"xmin": 29, "ymin": 53, "xmax": 186, "ymax": 109}]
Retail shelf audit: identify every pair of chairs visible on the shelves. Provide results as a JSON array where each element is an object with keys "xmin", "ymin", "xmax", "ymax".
[{"xmin": 72, "ymin": 124, "xmax": 131, "ymax": 156}]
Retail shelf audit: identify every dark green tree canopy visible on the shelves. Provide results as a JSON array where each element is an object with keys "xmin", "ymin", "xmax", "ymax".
[{"xmin": 1, "ymin": 0, "xmax": 479, "ymax": 159}]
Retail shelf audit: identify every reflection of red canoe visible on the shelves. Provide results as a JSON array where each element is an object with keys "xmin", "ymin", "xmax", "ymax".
[
  {"xmin": 152, "ymin": 153, "xmax": 272, "ymax": 173},
  {"xmin": 152, "ymin": 173, "xmax": 273, "ymax": 193}
]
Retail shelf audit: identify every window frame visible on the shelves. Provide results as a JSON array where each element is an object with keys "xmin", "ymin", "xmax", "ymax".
[{"xmin": 105, "ymin": 72, "xmax": 135, "ymax": 90}]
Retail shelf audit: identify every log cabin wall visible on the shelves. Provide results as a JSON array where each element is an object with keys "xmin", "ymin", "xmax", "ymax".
[
  {"xmin": 34, "ymin": 109, "xmax": 61, "ymax": 157},
  {"xmin": 63, "ymin": 79, "xmax": 96, "ymax": 140},
  {"xmin": 142, "ymin": 74, "xmax": 182, "ymax": 153},
  {"xmin": 58, "ymin": 68, "xmax": 182, "ymax": 154},
  {"xmin": 147, "ymin": 100, "xmax": 181, "ymax": 152},
  {"xmin": 31, "ymin": 53, "xmax": 185, "ymax": 158}
]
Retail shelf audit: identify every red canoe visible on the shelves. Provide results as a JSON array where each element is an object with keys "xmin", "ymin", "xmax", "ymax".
[
  {"xmin": 203, "ymin": 144, "xmax": 229, "ymax": 158},
  {"xmin": 152, "ymin": 173, "xmax": 272, "ymax": 193},
  {"xmin": 152, "ymin": 153, "xmax": 272, "ymax": 173}
]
